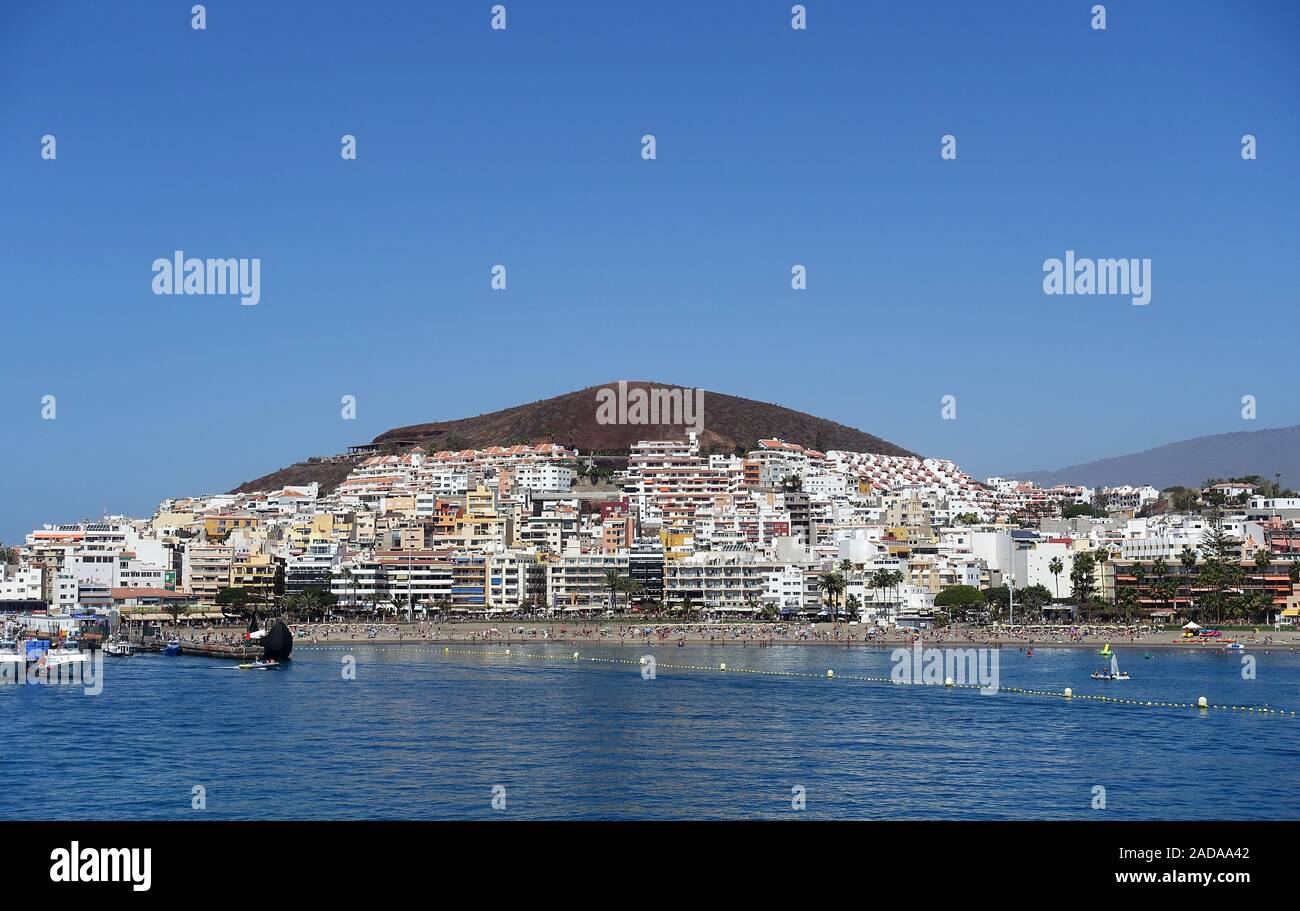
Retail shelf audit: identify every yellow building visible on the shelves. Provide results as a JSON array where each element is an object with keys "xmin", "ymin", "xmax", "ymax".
[
  {"xmin": 229, "ymin": 552, "xmax": 280, "ymax": 602},
  {"xmin": 204, "ymin": 514, "xmax": 259, "ymax": 542},
  {"xmin": 660, "ymin": 528, "xmax": 694, "ymax": 562},
  {"xmin": 290, "ymin": 514, "xmax": 335, "ymax": 548}
]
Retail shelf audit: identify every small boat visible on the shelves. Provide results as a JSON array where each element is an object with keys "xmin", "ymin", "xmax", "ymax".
[
  {"xmin": 44, "ymin": 643, "xmax": 89, "ymax": 668},
  {"xmin": 237, "ymin": 658, "xmax": 280, "ymax": 670},
  {"xmin": 104, "ymin": 637, "xmax": 134, "ymax": 657},
  {"xmin": 0, "ymin": 639, "xmax": 24, "ymax": 668},
  {"xmin": 1098, "ymin": 643, "xmax": 1113, "ymax": 657},
  {"xmin": 161, "ymin": 639, "xmax": 181, "ymax": 657},
  {"xmin": 1092, "ymin": 655, "xmax": 1130, "ymax": 681},
  {"xmin": 1090, "ymin": 670, "xmax": 1131, "ymax": 681},
  {"xmin": 1224, "ymin": 641, "xmax": 1244, "ymax": 651}
]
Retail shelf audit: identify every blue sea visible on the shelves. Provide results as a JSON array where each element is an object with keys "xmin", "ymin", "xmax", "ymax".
[{"xmin": 2, "ymin": 642, "xmax": 1298, "ymax": 820}]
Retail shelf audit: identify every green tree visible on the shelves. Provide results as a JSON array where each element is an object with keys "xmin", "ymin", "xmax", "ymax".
[
  {"xmin": 1116, "ymin": 587, "xmax": 1139, "ymax": 623},
  {"xmin": 1048, "ymin": 556, "xmax": 1064, "ymax": 599},
  {"xmin": 816, "ymin": 571, "xmax": 846, "ymax": 619},
  {"xmin": 602, "ymin": 569, "xmax": 627, "ymax": 612},
  {"xmin": 934, "ymin": 585, "xmax": 983, "ymax": 622},
  {"xmin": 1199, "ymin": 520, "xmax": 1243, "ymax": 624},
  {"xmin": 1069, "ymin": 552, "xmax": 1096, "ymax": 603},
  {"xmin": 1093, "ymin": 548, "xmax": 1111, "ymax": 601},
  {"xmin": 1017, "ymin": 584, "xmax": 1053, "ymax": 621},
  {"xmin": 215, "ymin": 587, "xmax": 252, "ymax": 612}
]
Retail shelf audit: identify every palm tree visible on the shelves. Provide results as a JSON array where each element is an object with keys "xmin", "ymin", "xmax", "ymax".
[
  {"xmin": 602, "ymin": 569, "xmax": 624, "ymax": 612},
  {"xmin": 1151, "ymin": 555, "xmax": 1167, "ymax": 581},
  {"xmin": 1254, "ymin": 548, "xmax": 1273, "ymax": 572},
  {"xmin": 1093, "ymin": 548, "xmax": 1110, "ymax": 601},
  {"xmin": 1048, "ymin": 557, "xmax": 1064, "ymax": 600},
  {"xmin": 816, "ymin": 571, "xmax": 845, "ymax": 620},
  {"xmin": 340, "ymin": 566, "xmax": 356, "ymax": 610},
  {"xmin": 869, "ymin": 569, "xmax": 892, "ymax": 619},
  {"xmin": 890, "ymin": 569, "xmax": 905, "ymax": 610},
  {"xmin": 845, "ymin": 593, "xmax": 861, "ymax": 620},
  {"xmin": 617, "ymin": 576, "xmax": 641, "ymax": 613},
  {"xmin": 838, "ymin": 559, "xmax": 857, "ymax": 615}
]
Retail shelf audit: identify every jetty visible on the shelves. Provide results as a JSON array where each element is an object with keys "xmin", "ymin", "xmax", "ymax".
[
  {"xmin": 180, "ymin": 640, "xmax": 262, "ymax": 659},
  {"xmin": 139, "ymin": 638, "xmax": 261, "ymax": 659}
]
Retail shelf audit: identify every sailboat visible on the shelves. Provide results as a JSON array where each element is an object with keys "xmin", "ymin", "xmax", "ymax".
[
  {"xmin": 242, "ymin": 609, "xmax": 293, "ymax": 666},
  {"xmin": 1091, "ymin": 654, "xmax": 1130, "ymax": 680},
  {"xmin": 1098, "ymin": 643, "xmax": 1113, "ymax": 657}
]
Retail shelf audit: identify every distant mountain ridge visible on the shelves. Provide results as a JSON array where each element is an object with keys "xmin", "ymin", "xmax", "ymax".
[
  {"xmin": 1010, "ymin": 425, "xmax": 1300, "ymax": 490},
  {"xmin": 230, "ymin": 381, "xmax": 916, "ymax": 494}
]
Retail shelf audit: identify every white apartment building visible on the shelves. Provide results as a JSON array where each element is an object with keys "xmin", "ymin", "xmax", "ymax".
[
  {"xmin": 1026, "ymin": 542, "xmax": 1076, "ymax": 598},
  {"xmin": 547, "ymin": 553, "xmax": 628, "ymax": 609},
  {"xmin": 1119, "ymin": 516, "xmax": 1208, "ymax": 561},
  {"xmin": 0, "ymin": 567, "xmax": 44, "ymax": 601},
  {"xmin": 511, "ymin": 464, "xmax": 575, "ymax": 493},
  {"xmin": 1104, "ymin": 485, "xmax": 1160, "ymax": 511}
]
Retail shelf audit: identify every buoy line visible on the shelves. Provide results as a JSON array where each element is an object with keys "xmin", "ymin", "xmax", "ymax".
[{"xmin": 322, "ymin": 645, "xmax": 1298, "ymax": 719}]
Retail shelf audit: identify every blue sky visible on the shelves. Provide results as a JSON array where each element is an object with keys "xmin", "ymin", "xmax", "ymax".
[{"xmin": 1, "ymin": 0, "xmax": 1297, "ymax": 542}]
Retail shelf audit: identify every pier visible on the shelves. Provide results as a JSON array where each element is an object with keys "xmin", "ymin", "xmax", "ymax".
[
  {"xmin": 179, "ymin": 640, "xmax": 262, "ymax": 659},
  {"xmin": 137, "ymin": 638, "xmax": 262, "ymax": 659}
]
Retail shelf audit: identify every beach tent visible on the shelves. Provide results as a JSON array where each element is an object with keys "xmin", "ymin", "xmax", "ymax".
[{"xmin": 1183, "ymin": 621, "xmax": 1202, "ymax": 630}]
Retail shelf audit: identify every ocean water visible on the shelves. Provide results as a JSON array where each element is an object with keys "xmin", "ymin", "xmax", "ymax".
[{"xmin": 2, "ymin": 642, "xmax": 1298, "ymax": 820}]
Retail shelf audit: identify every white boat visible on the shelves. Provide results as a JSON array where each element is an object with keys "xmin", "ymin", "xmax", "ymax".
[
  {"xmin": 44, "ymin": 643, "xmax": 90, "ymax": 668},
  {"xmin": 1091, "ymin": 656, "xmax": 1130, "ymax": 681},
  {"xmin": 104, "ymin": 638, "xmax": 135, "ymax": 657},
  {"xmin": 0, "ymin": 639, "xmax": 24, "ymax": 667}
]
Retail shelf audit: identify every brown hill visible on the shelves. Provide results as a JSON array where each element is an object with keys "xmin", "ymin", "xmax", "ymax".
[
  {"xmin": 231, "ymin": 381, "xmax": 916, "ymax": 494},
  {"xmin": 230, "ymin": 458, "xmax": 357, "ymax": 497}
]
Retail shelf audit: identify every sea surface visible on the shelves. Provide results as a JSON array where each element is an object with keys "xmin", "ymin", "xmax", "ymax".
[{"xmin": 3, "ymin": 642, "xmax": 1299, "ymax": 820}]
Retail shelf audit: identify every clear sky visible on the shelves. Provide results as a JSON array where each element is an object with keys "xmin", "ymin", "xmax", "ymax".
[{"xmin": 1, "ymin": 0, "xmax": 1297, "ymax": 542}]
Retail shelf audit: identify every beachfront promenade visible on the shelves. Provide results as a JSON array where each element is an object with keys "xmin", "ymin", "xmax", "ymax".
[{"xmin": 170, "ymin": 620, "xmax": 1300, "ymax": 651}]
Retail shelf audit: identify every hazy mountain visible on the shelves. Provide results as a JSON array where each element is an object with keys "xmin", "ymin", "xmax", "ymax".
[{"xmin": 1011, "ymin": 426, "xmax": 1300, "ymax": 490}]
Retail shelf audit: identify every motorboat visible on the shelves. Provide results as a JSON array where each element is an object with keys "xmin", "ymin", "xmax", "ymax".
[
  {"xmin": 237, "ymin": 658, "xmax": 281, "ymax": 670},
  {"xmin": 161, "ymin": 639, "xmax": 181, "ymax": 657},
  {"xmin": 104, "ymin": 638, "xmax": 135, "ymax": 657},
  {"xmin": 0, "ymin": 639, "xmax": 24, "ymax": 668},
  {"xmin": 44, "ymin": 642, "xmax": 89, "ymax": 668}
]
